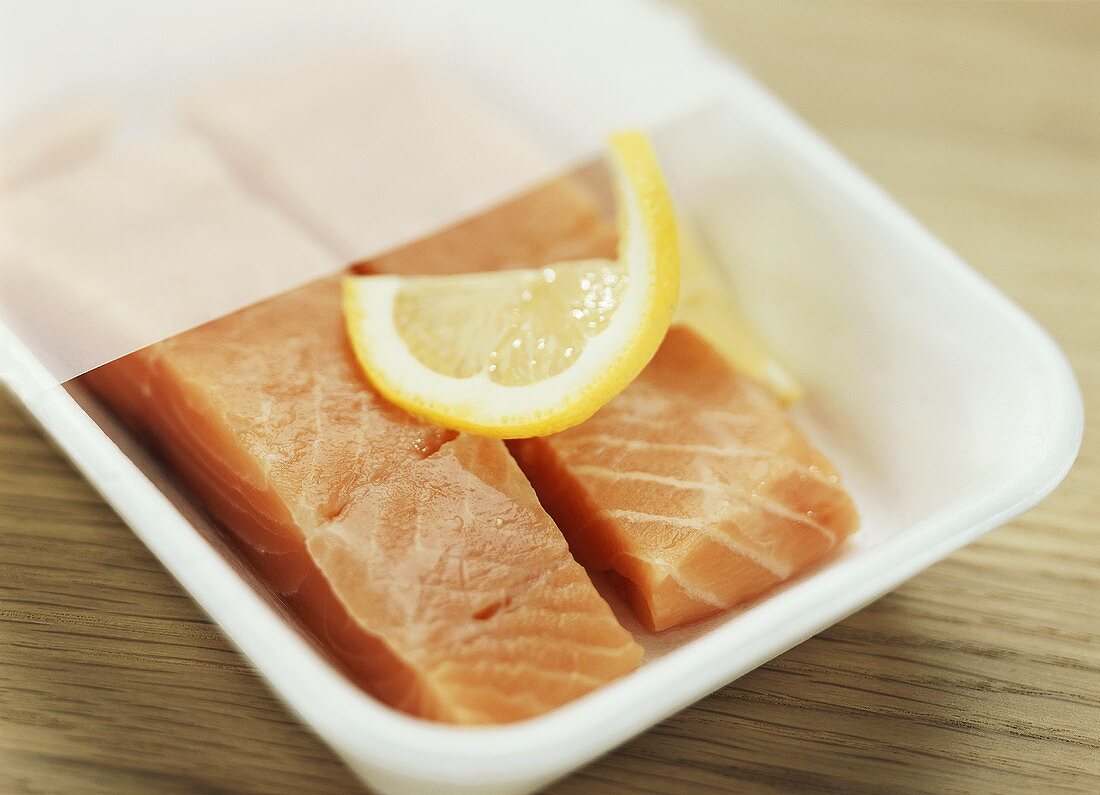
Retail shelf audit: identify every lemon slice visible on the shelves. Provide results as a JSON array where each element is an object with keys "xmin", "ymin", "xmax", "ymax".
[
  {"xmin": 675, "ymin": 221, "xmax": 802, "ymax": 405},
  {"xmin": 343, "ymin": 131, "xmax": 678, "ymax": 437}
]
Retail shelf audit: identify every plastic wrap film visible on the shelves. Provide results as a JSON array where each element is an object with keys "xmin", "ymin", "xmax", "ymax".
[{"xmin": 0, "ymin": 0, "xmax": 728, "ymax": 388}]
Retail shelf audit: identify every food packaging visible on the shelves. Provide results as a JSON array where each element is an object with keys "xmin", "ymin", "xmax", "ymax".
[{"xmin": 0, "ymin": 2, "xmax": 1082, "ymax": 792}]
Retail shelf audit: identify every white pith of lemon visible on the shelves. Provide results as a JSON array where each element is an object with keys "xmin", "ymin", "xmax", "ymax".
[{"xmin": 342, "ymin": 131, "xmax": 679, "ymax": 438}]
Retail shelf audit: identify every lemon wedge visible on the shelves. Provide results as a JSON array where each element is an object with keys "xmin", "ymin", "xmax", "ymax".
[
  {"xmin": 675, "ymin": 221, "xmax": 802, "ymax": 405},
  {"xmin": 342, "ymin": 131, "xmax": 679, "ymax": 437}
]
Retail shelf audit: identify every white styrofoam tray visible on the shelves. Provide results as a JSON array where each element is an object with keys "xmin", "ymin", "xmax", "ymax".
[{"xmin": 0, "ymin": 13, "xmax": 1082, "ymax": 795}]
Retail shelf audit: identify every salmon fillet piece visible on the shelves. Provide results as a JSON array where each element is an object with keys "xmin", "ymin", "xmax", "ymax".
[
  {"xmin": 359, "ymin": 174, "xmax": 618, "ymax": 277},
  {"xmin": 509, "ymin": 327, "xmax": 859, "ymax": 632},
  {"xmin": 0, "ymin": 132, "xmax": 339, "ymax": 384},
  {"xmin": 0, "ymin": 95, "xmax": 117, "ymax": 191},
  {"xmin": 81, "ymin": 278, "xmax": 642, "ymax": 723},
  {"xmin": 186, "ymin": 52, "xmax": 584, "ymax": 265}
]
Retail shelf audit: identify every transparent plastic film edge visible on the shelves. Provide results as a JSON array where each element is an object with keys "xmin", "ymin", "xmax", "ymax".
[{"xmin": 0, "ymin": 0, "xmax": 728, "ymax": 392}]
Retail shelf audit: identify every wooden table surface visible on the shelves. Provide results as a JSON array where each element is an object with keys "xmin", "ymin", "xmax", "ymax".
[{"xmin": 2, "ymin": 2, "xmax": 1097, "ymax": 793}]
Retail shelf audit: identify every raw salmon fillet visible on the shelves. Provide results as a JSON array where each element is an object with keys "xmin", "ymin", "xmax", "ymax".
[
  {"xmin": 186, "ymin": 52, "xmax": 578, "ymax": 265},
  {"xmin": 0, "ymin": 94, "xmax": 116, "ymax": 191},
  {"xmin": 0, "ymin": 131, "xmax": 339, "ymax": 384},
  {"xmin": 510, "ymin": 327, "xmax": 859, "ymax": 631},
  {"xmin": 359, "ymin": 174, "xmax": 618, "ymax": 277},
  {"xmin": 81, "ymin": 278, "xmax": 642, "ymax": 723}
]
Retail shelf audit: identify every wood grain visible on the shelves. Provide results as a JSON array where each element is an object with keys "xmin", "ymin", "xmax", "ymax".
[{"xmin": 1, "ymin": 1, "xmax": 1098, "ymax": 792}]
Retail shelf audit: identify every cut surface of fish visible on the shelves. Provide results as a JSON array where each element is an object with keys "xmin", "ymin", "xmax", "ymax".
[{"xmin": 510, "ymin": 327, "xmax": 859, "ymax": 631}]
